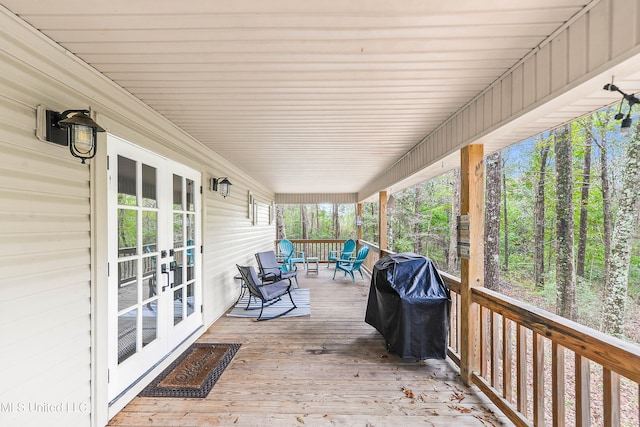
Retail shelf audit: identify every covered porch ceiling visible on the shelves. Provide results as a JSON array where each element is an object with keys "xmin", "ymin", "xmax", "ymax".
[{"xmin": 3, "ymin": 0, "xmax": 640, "ymax": 200}]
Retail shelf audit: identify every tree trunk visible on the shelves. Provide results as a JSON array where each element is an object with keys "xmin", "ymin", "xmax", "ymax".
[
  {"xmin": 332, "ymin": 204, "xmax": 340, "ymax": 239},
  {"xmin": 276, "ymin": 205, "xmax": 286, "ymax": 239},
  {"xmin": 424, "ymin": 212, "xmax": 432, "ymax": 258},
  {"xmin": 484, "ymin": 151, "xmax": 501, "ymax": 290},
  {"xmin": 554, "ymin": 124, "xmax": 577, "ymax": 321},
  {"xmin": 598, "ymin": 116, "xmax": 613, "ymax": 294},
  {"xmin": 387, "ymin": 195, "xmax": 395, "ymax": 250},
  {"xmin": 301, "ymin": 205, "xmax": 309, "ymax": 239},
  {"xmin": 502, "ymin": 156, "xmax": 509, "ymax": 272},
  {"xmin": 584, "ymin": 110, "xmax": 613, "ymax": 292},
  {"xmin": 603, "ymin": 122, "xmax": 640, "ymax": 336},
  {"xmin": 414, "ymin": 185, "xmax": 424, "ymax": 254},
  {"xmin": 448, "ymin": 168, "xmax": 461, "ymax": 273},
  {"xmin": 534, "ymin": 137, "xmax": 550, "ymax": 289},
  {"xmin": 547, "ymin": 223, "xmax": 554, "ymax": 273},
  {"xmin": 577, "ymin": 118, "xmax": 593, "ymax": 278}
]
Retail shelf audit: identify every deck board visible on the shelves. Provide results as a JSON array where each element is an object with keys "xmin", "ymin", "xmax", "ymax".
[{"xmin": 108, "ymin": 266, "xmax": 512, "ymax": 426}]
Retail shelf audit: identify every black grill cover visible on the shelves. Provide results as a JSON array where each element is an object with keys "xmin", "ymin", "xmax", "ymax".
[{"xmin": 365, "ymin": 253, "xmax": 451, "ymax": 359}]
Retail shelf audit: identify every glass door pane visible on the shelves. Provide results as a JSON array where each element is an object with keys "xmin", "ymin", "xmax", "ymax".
[
  {"xmin": 168, "ymin": 173, "xmax": 199, "ymax": 333},
  {"xmin": 115, "ymin": 155, "xmax": 160, "ymax": 365}
]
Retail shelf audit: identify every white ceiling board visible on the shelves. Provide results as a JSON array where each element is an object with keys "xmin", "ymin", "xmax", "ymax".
[{"xmin": 3, "ymin": 0, "xmax": 619, "ymax": 195}]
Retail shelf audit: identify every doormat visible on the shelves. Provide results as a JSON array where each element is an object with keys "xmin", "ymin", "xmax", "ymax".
[{"xmin": 139, "ymin": 343, "xmax": 241, "ymax": 398}]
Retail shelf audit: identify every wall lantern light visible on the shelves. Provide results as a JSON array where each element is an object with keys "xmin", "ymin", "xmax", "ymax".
[
  {"xmin": 603, "ymin": 83, "xmax": 639, "ymax": 136},
  {"xmin": 210, "ymin": 177, "xmax": 233, "ymax": 198},
  {"xmin": 40, "ymin": 107, "xmax": 105, "ymax": 163}
]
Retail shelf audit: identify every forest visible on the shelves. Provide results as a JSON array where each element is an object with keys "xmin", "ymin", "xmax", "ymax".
[{"xmin": 278, "ymin": 106, "xmax": 640, "ymax": 344}]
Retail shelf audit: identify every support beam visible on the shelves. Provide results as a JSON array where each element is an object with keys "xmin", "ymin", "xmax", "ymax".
[
  {"xmin": 356, "ymin": 202, "xmax": 363, "ymax": 243},
  {"xmin": 460, "ymin": 144, "xmax": 484, "ymax": 385},
  {"xmin": 379, "ymin": 191, "xmax": 387, "ymax": 252}
]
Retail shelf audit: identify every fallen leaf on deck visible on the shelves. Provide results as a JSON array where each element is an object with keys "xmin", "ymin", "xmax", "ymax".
[
  {"xmin": 448, "ymin": 404, "xmax": 472, "ymax": 413},
  {"xmin": 401, "ymin": 386, "xmax": 415, "ymax": 398},
  {"xmin": 450, "ymin": 391, "xmax": 465, "ymax": 402},
  {"xmin": 296, "ymin": 415, "xmax": 305, "ymax": 424},
  {"xmin": 474, "ymin": 414, "xmax": 498, "ymax": 426}
]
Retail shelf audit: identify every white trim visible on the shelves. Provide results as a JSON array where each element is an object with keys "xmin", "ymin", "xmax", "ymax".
[
  {"xmin": 90, "ymin": 132, "xmax": 109, "ymax": 427},
  {"xmin": 106, "ymin": 135, "xmax": 204, "ymax": 403}
]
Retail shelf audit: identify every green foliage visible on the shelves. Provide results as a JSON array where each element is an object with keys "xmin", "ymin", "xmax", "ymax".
[
  {"xmin": 279, "ymin": 204, "xmax": 357, "ymax": 239},
  {"xmin": 361, "ymin": 201, "xmax": 379, "ymax": 243},
  {"xmin": 524, "ymin": 273, "xmax": 604, "ymax": 331},
  {"xmin": 385, "ymin": 174, "xmax": 455, "ymax": 267}
]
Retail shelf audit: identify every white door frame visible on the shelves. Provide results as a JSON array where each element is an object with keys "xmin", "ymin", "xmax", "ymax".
[{"xmin": 105, "ymin": 134, "xmax": 202, "ymax": 403}]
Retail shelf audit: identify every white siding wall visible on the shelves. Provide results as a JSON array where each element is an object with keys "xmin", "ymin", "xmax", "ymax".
[
  {"xmin": 203, "ymin": 180, "xmax": 277, "ymax": 324},
  {"xmin": 0, "ymin": 56, "xmax": 94, "ymax": 427},
  {"xmin": 0, "ymin": 10, "xmax": 275, "ymax": 427}
]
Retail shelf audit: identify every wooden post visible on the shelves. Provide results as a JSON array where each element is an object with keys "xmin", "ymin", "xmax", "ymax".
[
  {"xmin": 460, "ymin": 144, "xmax": 484, "ymax": 385},
  {"xmin": 356, "ymin": 202, "xmax": 363, "ymax": 243},
  {"xmin": 379, "ymin": 191, "xmax": 387, "ymax": 251}
]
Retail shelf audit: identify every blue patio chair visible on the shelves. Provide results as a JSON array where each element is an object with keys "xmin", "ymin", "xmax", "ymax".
[
  {"xmin": 327, "ymin": 238, "xmax": 356, "ymax": 269},
  {"xmin": 278, "ymin": 239, "xmax": 306, "ymax": 271},
  {"xmin": 333, "ymin": 245, "xmax": 370, "ymax": 281}
]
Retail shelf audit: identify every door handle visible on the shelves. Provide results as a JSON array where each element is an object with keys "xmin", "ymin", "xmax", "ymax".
[
  {"xmin": 169, "ymin": 261, "xmax": 179, "ymax": 288},
  {"xmin": 161, "ymin": 263, "xmax": 172, "ymax": 292}
]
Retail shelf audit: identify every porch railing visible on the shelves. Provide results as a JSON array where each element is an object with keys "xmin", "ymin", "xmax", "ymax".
[
  {"xmin": 448, "ymin": 274, "xmax": 640, "ymax": 427},
  {"xmin": 118, "ymin": 247, "xmax": 155, "ymax": 287},
  {"xmin": 357, "ymin": 240, "xmax": 640, "ymax": 427},
  {"xmin": 275, "ymin": 239, "xmax": 358, "ymax": 262},
  {"xmin": 274, "ymin": 238, "xmax": 391, "ymax": 268}
]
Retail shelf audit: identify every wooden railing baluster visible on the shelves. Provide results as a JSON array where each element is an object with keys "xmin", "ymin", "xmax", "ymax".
[
  {"xmin": 504, "ymin": 317, "xmax": 513, "ymax": 403},
  {"xmin": 449, "ymin": 292, "xmax": 456, "ymax": 351},
  {"xmin": 491, "ymin": 311, "xmax": 500, "ymax": 389},
  {"xmin": 456, "ymin": 292, "xmax": 462, "ymax": 356},
  {"xmin": 533, "ymin": 332, "xmax": 545, "ymax": 426},
  {"xmin": 552, "ymin": 342, "xmax": 565, "ymax": 427},
  {"xmin": 480, "ymin": 306, "xmax": 489, "ymax": 378},
  {"xmin": 575, "ymin": 354, "xmax": 590, "ymax": 427},
  {"xmin": 603, "ymin": 368, "xmax": 620, "ymax": 427},
  {"xmin": 517, "ymin": 324, "xmax": 527, "ymax": 414}
]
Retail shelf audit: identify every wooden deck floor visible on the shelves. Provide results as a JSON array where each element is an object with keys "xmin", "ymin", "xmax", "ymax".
[{"xmin": 109, "ymin": 266, "xmax": 512, "ymax": 427}]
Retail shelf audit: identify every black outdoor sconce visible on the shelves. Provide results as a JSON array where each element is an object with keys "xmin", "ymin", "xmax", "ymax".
[
  {"xmin": 603, "ymin": 83, "xmax": 639, "ymax": 136},
  {"xmin": 211, "ymin": 177, "xmax": 233, "ymax": 198},
  {"xmin": 42, "ymin": 108, "xmax": 105, "ymax": 163}
]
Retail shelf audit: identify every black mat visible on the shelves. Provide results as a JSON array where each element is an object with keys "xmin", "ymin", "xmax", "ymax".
[{"xmin": 139, "ymin": 343, "xmax": 241, "ymax": 398}]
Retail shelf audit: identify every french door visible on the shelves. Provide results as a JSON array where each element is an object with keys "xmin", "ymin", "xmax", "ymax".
[{"xmin": 107, "ymin": 135, "xmax": 202, "ymax": 401}]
